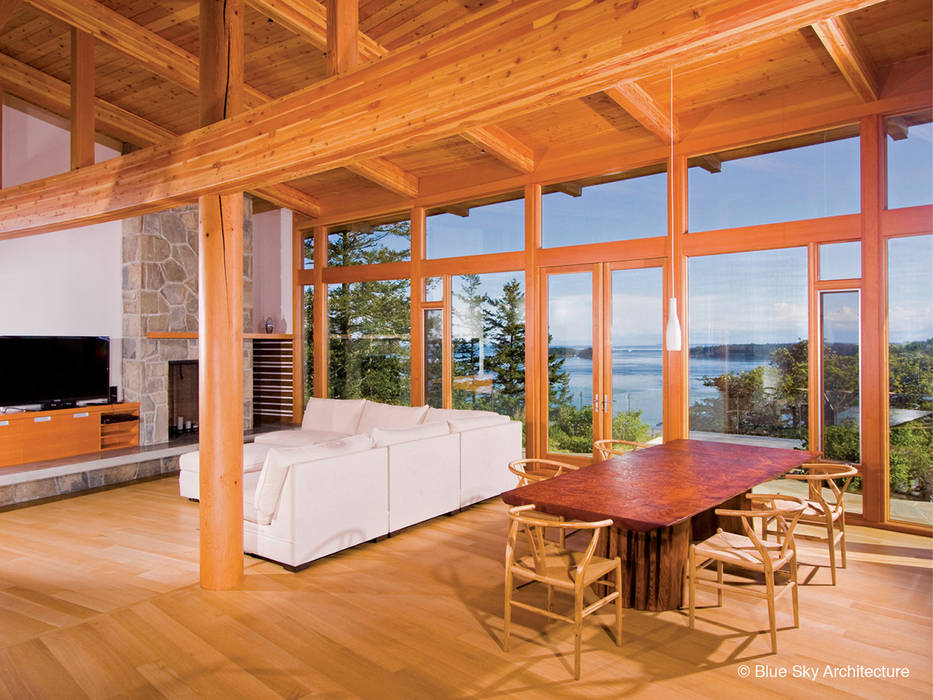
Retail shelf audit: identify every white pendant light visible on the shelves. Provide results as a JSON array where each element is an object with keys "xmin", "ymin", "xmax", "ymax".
[{"xmin": 665, "ymin": 68, "xmax": 682, "ymax": 353}]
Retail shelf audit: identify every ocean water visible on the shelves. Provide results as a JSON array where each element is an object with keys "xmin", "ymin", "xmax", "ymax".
[{"xmin": 558, "ymin": 345, "xmax": 764, "ymax": 431}]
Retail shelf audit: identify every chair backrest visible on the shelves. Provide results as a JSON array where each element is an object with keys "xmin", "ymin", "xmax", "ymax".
[
  {"xmin": 790, "ymin": 463, "xmax": 859, "ymax": 514},
  {"xmin": 715, "ymin": 494, "xmax": 806, "ymax": 566},
  {"xmin": 593, "ymin": 439, "xmax": 651, "ymax": 461},
  {"xmin": 508, "ymin": 458, "xmax": 579, "ymax": 487},
  {"xmin": 506, "ymin": 504, "xmax": 611, "ymax": 583}
]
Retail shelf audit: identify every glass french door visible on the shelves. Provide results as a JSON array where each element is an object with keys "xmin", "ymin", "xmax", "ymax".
[{"xmin": 540, "ymin": 262, "xmax": 664, "ymax": 462}]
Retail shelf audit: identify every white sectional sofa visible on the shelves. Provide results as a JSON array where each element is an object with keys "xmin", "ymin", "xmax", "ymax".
[{"xmin": 178, "ymin": 398, "xmax": 522, "ymax": 569}]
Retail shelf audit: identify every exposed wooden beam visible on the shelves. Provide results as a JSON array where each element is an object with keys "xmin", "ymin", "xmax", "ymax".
[
  {"xmin": 885, "ymin": 116, "xmax": 909, "ymax": 141},
  {"xmin": 695, "ymin": 154, "xmax": 722, "ymax": 173},
  {"xmin": 346, "ymin": 159, "xmax": 419, "ymax": 199},
  {"xmin": 26, "ymin": 0, "xmax": 268, "ymax": 108},
  {"xmin": 69, "ymin": 29, "xmax": 95, "ymax": 170},
  {"xmin": 326, "ymin": 0, "xmax": 359, "ymax": 77},
  {"xmin": 0, "ymin": 51, "xmax": 320, "ymax": 217},
  {"xmin": 552, "ymin": 183, "xmax": 582, "ymax": 197},
  {"xmin": 0, "ymin": 0, "xmax": 890, "ymax": 238},
  {"xmin": 252, "ymin": 184, "xmax": 322, "ymax": 218},
  {"xmin": 440, "ymin": 205, "xmax": 471, "ymax": 218},
  {"xmin": 604, "ymin": 80, "xmax": 677, "ymax": 143},
  {"xmin": 812, "ymin": 15, "xmax": 879, "ymax": 102},
  {"xmin": 198, "ymin": 0, "xmax": 244, "ymax": 592},
  {"xmin": 0, "ymin": 0, "xmax": 22, "ymax": 29},
  {"xmin": 462, "ymin": 125, "xmax": 535, "ymax": 173},
  {"xmin": 247, "ymin": 0, "xmax": 386, "ymax": 61}
]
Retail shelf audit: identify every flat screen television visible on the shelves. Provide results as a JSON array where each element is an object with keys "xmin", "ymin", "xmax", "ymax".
[{"xmin": 0, "ymin": 336, "xmax": 110, "ymax": 409}]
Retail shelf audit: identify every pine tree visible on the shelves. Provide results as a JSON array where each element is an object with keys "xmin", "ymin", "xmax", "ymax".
[{"xmin": 485, "ymin": 278, "xmax": 525, "ymax": 418}]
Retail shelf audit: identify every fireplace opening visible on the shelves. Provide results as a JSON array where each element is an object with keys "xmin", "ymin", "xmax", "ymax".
[{"xmin": 168, "ymin": 360, "xmax": 198, "ymax": 438}]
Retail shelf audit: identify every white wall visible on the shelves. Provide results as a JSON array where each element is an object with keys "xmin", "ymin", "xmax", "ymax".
[
  {"xmin": 252, "ymin": 209, "xmax": 294, "ymax": 334},
  {"xmin": 0, "ymin": 100, "xmax": 124, "ymax": 389}
]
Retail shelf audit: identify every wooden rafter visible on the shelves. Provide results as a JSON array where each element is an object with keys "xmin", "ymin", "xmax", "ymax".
[
  {"xmin": 25, "ymin": 0, "xmax": 269, "ymax": 108},
  {"xmin": 346, "ymin": 160, "xmax": 419, "ymax": 199},
  {"xmin": 604, "ymin": 80, "xmax": 677, "ymax": 143},
  {"xmin": 812, "ymin": 15, "xmax": 879, "ymax": 102},
  {"xmin": 0, "ymin": 0, "xmax": 890, "ymax": 238},
  {"xmin": 461, "ymin": 126, "xmax": 535, "ymax": 173}
]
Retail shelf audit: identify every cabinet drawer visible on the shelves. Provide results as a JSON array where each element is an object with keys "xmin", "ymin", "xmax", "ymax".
[
  {"xmin": 20, "ymin": 413, "xmax": 100, "ymax": 462},
  {"xmin": 0, "ymin": 419, "xmax": 26, "ymax": 468}
]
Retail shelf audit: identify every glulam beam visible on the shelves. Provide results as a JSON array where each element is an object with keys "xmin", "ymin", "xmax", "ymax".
[
  {"xmin": 0, "ymin": 0, "xmax": 889, "ymax": 237},
  {"xmin": 812, "ymin": 15, "xmax": 879, "ymax": 102},
  {"xmin": 605, "ymin": 80, "xmax": 677, "ymax": 143},
  {"xmin": 326, "ymin": 0, "xmax": 360, "ymax": 77},
  {"xmin": 346, "ymin": 160, "xmax": 419, "ymax": 198},
  {"xmin": 198, "ymin": 0, "xmax": 245, "ymax": 592}
]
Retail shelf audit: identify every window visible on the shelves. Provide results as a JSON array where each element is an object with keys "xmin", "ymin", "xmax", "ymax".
[
  {"xmin": 327, "ymin": 279, "xmax": 411, "ymax": 405},
  {"xmin": 887, "ymin": 234, "xmax": 933, "ymax": 524},
  {"xmin": 819, "ymin": 241, "xmax": 861, "ymax": 280},
  {"xmin": 821, "ymin": 291, "xmax": 860, "ymax": 463},
  {"xmin": 542, "ymin": 168, "xmax": 666, "ymax": 247},
  {"xmin": 886, "ymin": 111, "xmax": 933, "ymax": 210},
  {"xmin": 303, "ymin": 285, "xmax": 313, "ymax": 403},
  {"xmin": 426, "ymin": 195, "xmax": 523, "ymax": 258},
  {"xmin": 327, "ymin": 219, "xmax": 410, "ymax": 267},
  {"xmin": 303, "ymin": 235, "xmax": 313, "ymax": 269},
  {"xmin": 452, "ymin": 272, "xmax": 525, "ymax": 422},
  {"xmin": 424, "ymin": 276, "xmax": 443, "ymax": 303},
  {"xmin": 688, "ymin": 247, "xmax": 809, "ymax": 446},
  {"xmin": 688, "ymin": 129, "xmax": 860, "ymax": 232},
  {"xmin": 424, "ymin": 309, "xmax": 443, "ymax": 408}
]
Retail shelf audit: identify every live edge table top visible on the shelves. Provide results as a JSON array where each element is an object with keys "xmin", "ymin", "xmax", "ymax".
[{"xmin": 501, "ymin": 439, "xmax": 819, "ymax": 532}]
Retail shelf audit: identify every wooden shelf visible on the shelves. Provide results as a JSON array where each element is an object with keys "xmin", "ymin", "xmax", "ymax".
[{"xmin": 147, "ymin": 332, "xmax": 293, "ymax": 340}]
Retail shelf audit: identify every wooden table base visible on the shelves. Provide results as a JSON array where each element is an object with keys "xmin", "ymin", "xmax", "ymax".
[{"xmin": 608, "ymin": 493, "xmax": 748, "ymax": 611}]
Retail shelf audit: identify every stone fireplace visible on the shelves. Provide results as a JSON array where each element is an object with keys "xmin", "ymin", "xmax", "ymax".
[{"xmin": 121, "ymin": 202, "xmax": 253, "ymax": 445}]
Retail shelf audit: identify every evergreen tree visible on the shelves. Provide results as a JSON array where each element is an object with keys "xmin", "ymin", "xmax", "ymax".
[{"xmin": 485, "ymin": 278, "xmax": 525, "ymax": 418}]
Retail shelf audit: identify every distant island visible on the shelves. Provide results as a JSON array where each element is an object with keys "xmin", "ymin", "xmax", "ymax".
[{"xmin": 690, "ymin": 341, "xmax": 858, "ymax": 360}]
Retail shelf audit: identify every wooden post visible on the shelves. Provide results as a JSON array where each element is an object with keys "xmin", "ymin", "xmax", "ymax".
[
  {"xmin": 859, "ymin": 113, "xmax": 887, "ymax": 524},
  {"xmin": 0, "ymin": 87, "xmax": 3, "ymax": 190},
  {"xmin": 312, "ymin": 225, "xmax": 327, "ymax": 398},
  {"xmin": 70, "ymin": 29, "xmax": 94, "ymax": 170},
  {"xmin": 663, "ymin": 153, "xmax": 688, "ymax": 441},
  {"xmin": 198, "ymin": 0, "xmax": 245, "ymax": 591},
  {"xmin": 524, "ymin": 183, "xmax": 541, "ymax": 457},
  {"xmin": 410, "ymin": 207, "xmax": 426, "ymax": 405},
  {"xmin": 326, "ymin": 0, "xmax": 359, "ymax": 76},
  {"xmin": 290, "ymin": 211, "xmax": 304, "ymax": 423}
]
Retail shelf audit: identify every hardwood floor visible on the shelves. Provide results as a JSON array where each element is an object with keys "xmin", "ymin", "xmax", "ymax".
[{"xmin": 0, "ymin": 476, "xmax": 929, "ymax": 698}]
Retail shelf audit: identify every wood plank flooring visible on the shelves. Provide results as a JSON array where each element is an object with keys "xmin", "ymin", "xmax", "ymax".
[{"xmin": 0, "ymin": 476, "xmax": 929, "ymax": 698}]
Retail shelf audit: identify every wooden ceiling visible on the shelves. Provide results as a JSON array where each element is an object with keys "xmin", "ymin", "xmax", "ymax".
[{"xmin": 0, "ymin": 0, "xmax": 930, "ymax": 230}]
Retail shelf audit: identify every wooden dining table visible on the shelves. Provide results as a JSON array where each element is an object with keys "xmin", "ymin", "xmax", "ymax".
[{"xmin": 501, "ymin": 438, "xmax": 818, "ymax": 611}]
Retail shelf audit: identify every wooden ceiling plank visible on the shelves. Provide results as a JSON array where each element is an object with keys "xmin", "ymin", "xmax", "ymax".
[
  {"xmin": 812, "ymin": 15, "xmax": 879, "ymax": 102},
  {"xmin": 604, "ymin": 80, "xmax": 677, "ymax": 143},
  {"xmin": 248, "ymin": 0, "xmax": 386, "ymax": 61},
  {"xmin": 461, "ymin": 125, "xmax": 535, "ymax": 173},
  {"xmin": 0, "ymin": 0, "xmax": 892, "ymax": 237},
  {"xmin": 25, "ymin": 0, "xmax": 269, "ymax": 108},
  {"xmin": 70, "ymin": 29, "xmax": 95, "ymax": 169},
  {"xmin": 0, "ymin": 0, "xmax": 23, "ymax": 29},
  {"xmin": 346, "ymin": 159, "xmax": 419, "ymax": 199}
]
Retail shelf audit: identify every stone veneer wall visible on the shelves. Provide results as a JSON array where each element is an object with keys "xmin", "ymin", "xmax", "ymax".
[{"xmin": 122, "ymin": 202, "xmax": 254, "ymax": 445}]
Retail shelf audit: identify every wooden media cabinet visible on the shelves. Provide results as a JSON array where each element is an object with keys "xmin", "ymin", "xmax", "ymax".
[{"xmin": 0, "ymin": 402, "xmax": 140, "ymax": 468}]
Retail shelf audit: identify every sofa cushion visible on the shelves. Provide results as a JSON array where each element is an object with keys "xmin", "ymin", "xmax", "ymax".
[
  {"xmin": 448, "ymin": 414, "xmax": 511, "ymax": 432},
  {"xmin": 423, "ymin": 407, "xmax": 505, "ymax": 424},
  {"xmin": 253, "ymin": 434, "xmax": 374, "ymax": 524},
  {"xmin": 301, "ymin": 397, "xmax": 367, "ymax": 434},
  {"xmin": 179, "ymin": 442, "xmax": 271, "ymax": 474},
  {"xmin": 253, "ymin": 428, "xmax": 349, "ymax": 448},
  {"xmin": 371, "ymin": 421, "xmax": 450, "ymax": 447},
  {"xmin": 356, "ymin": 402, "xmax": 429, "ymax": 435}
]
